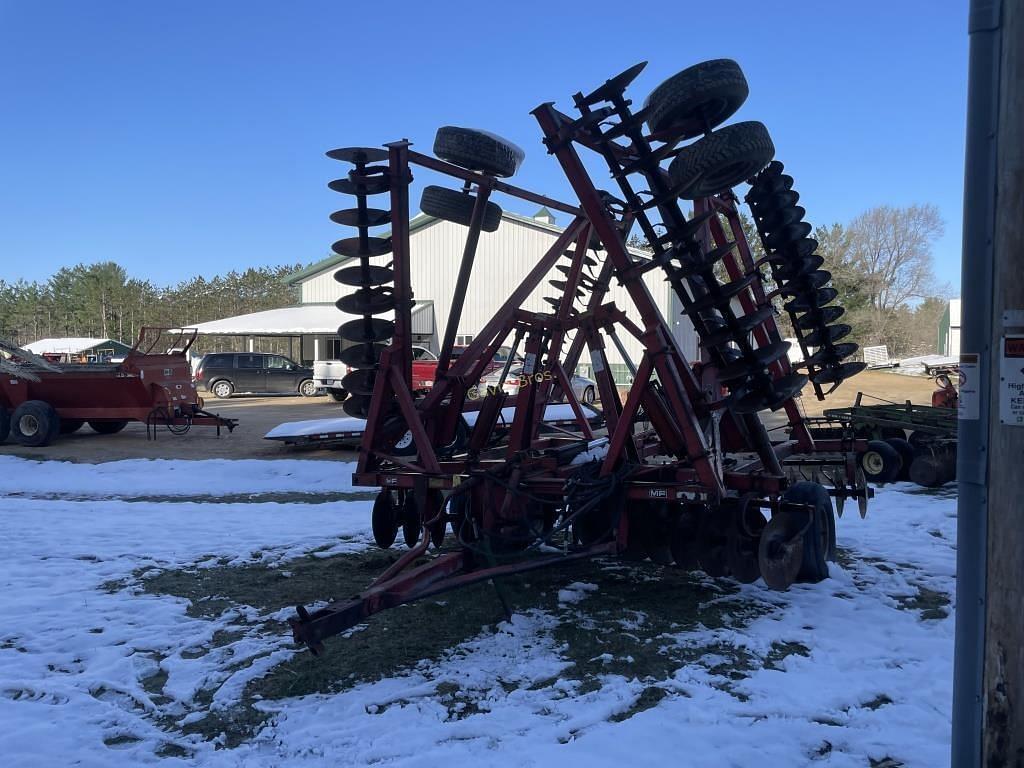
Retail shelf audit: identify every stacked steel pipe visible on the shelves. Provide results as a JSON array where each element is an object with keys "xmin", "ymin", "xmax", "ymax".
[
  {"xmin": 746, "ymin": 161, "xmax": 867, "ymax": 392},
  {"xmin": 325, "ymin": 147, "xmax": 399, "ymax": 419}
]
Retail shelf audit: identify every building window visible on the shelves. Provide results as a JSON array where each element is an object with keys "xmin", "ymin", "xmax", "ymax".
[
  {"xmin": 327, "ymin": 338, "xmax": 343, "ymax": 359},
  {"xmin": 455, "ymin": 334, "xmax": 474, "ymax": 346}
]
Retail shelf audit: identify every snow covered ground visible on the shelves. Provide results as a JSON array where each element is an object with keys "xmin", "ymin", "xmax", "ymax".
[{"xmin": 0, "ymin": 458, "xmax": 956, "ymax": 767}]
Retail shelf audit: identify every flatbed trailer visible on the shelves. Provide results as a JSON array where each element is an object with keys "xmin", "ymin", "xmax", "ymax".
[{"xmin": 0, "ymin": 328, "xmax": 237, "ymax": 448}]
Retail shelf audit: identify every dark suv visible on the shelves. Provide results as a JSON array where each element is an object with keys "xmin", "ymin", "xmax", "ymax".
[{"xmin": 195, "ymin": 353, "xmax": 318, "ymax": 399}]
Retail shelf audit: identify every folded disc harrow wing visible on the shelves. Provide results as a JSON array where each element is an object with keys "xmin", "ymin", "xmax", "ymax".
[{"xmin": 291, "ymin": 59, "xmax": 871, "ymax": 654}]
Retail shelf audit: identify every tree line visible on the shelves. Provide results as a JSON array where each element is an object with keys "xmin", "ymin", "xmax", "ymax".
[{"xmin": 0, "ymin": 262, "xmax": 303, "ymax": 354}]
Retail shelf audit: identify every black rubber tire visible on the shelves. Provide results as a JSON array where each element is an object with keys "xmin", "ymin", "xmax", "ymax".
[
  {"xmin": 298, "ymin": 379, "xmax": 318, "ymax": 398},
  {"xmin": 644, "ymin": 59, "xmax": 749, "ymax": 139},
  {"xmin": 420, "ymin": 185, "xmax": 502, "ymax": 232},
  {"xmin": 402, "ymin": 494, "xmax": 420, "ymax": 548},
  {"xmin": 11, "ymin": 400, "xmax": 59, "ymax": 447},
  {"xmin": 89, "ymin": 420, "xmax": 129, "ymax": 435},
  {"xmin": 0, "ymin": 406, "xmax": 11, "ymax": 443},
  {"xmin": 328, "ymin": 388, "xmax": 347, "ymax": 402},
  {"xmin": 784, "ymin": 481, "xmax": 833, "ymax": 582},
  {"xmin": 60, "ymin": 418, "xmax": 85, "ymax": 435},
  {"xmin": 886, "ymin": 438, "xmax": 916, "ymax": 481},
  {"xmin": 860, "ymin": 439, "xmax": 902, "ymax": 484},
  {"xmin": 211, "ymin": 380, "xmax": 234, "ymax": 399},
  {"xmin": 581, "ymin": 386, "xmax": 596, "ymax": 405},
  {"xmin": 433, "ymin": 126, "xmax": 524, "ymax": 178},
  {"xmin": 668, "ymin": 121, "xmax": 775, "ymax": 200}
]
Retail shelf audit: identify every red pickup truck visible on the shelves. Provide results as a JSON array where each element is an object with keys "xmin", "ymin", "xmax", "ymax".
[{"xmin": 315, "ymin": 345, "xmax": 517, "ymax": 402}]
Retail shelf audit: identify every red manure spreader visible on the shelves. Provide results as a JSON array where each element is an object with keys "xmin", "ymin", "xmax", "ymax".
[
  {"xmin": 0, "ymin": 328, "xmax": 236, "ymax": 447},
  {"xmin": 290, "ymin": 59, "xmax": 873, "ymax": 654}
]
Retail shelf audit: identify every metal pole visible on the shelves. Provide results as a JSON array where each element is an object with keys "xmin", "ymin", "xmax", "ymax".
[{"xmin": 952, "ymin": 0, "xmax": 1002, "ymax": 765}]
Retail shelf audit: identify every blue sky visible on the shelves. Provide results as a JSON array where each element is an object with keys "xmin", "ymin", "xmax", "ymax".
[{"xmin": 0, "ymin": 1, "xmax": 967, "ymax": 293}]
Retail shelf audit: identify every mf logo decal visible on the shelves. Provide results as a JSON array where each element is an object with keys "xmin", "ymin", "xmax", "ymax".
[{"xmin": 648, "ymin": 488, "xmax": 668, "ymax": 498}]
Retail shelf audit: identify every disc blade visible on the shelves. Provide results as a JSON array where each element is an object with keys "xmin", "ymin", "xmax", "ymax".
[
  {"xmin": 811, "ymin": 360, "xmax": 867, "ymax": 385},
  {"xmin": 767, "ymin": 372, "xmax": 808, "ymax": 409},
  {"xmin": 765, "ymin": 221, "xmax": 813, "ymax": 250},
  {"xmin": 806, "ymin": 343, "xmax": 860, "ymax": 368},
  {"xmin": 338, "ymin": 317, "xmax": 395, "ymax": 344},
  {"xmin": 795, "ymin": 304, "xmax": 845, "ymax": 330},
  {"xmin": 334, "ymin": 264, "xmax": 394, "ymax": 287},
  {"xmin": 331, "ymin": 236, "xmax": 393, "ymax": 258},
  {"xmin": 329, "ymin": 208, "xmax": 392, "ymax": 227},
  {"xmin": 337, "ymin": 288, "xmax": 397, "ymax": 316},
  {"xmin": 326, "ymin": 147, "xmax": 389, "ymax": 164},
  {"xmin": 342, "ymin": 393, "xmax": 373, "ymax": 418},
  {"xmin": 341, "ymin": 368, "xmax": 377, "ymax": 396},
  {"xmin": 784, "ymin": 287, "xmax": 839, "ymax": 313},
  {"xmin": 804, "ymin": 323, "xmax": 852, "ymax": 347},
  {"xmin": 339, "ymin": 343, "xmax": 385, "ymax": 369},
  {"xmin": 328, "ymin": 176, "xmax": 391, "ymax": 196}
]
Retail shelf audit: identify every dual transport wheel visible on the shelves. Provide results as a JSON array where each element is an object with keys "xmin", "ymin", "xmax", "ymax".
[
  {"xmin": 420, "ymin": 126, "xmax": 524, "ymax": 232},
  {"xmin": 643, "ymin": 59, "xmax": 775, "ymax": 199}
]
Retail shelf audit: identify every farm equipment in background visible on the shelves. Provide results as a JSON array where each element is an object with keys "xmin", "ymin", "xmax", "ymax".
[
  {"xmin": 291, "ymin": 59, "xmax": 874, "ymax": 655},
  {"xmin": 0, "ymin": 328, "xmax": 237, "ymax": 448},
  {"xmin": 805, "ymin": 388, "xmax": 958, "ymax": 488}
]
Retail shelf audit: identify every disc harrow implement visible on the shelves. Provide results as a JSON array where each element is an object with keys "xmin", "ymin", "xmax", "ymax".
[{"xmin": 290, "ymin": 59, "xmax": 873, "ymax": 656}]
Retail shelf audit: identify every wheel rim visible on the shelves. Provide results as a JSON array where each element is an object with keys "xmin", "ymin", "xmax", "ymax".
[
  {"xmin": 302, "ymin": 381, "xmax": 315, "ymax": 396},
  {"xmin": 584, "ymin": 387, "xmax": 595, "ymax": 404},
  {"xmin": 19, "ymin": 415, "xmax": 39, "ymax": 436},
  {"xmin": 862, "ymin": 451, "xmax": 884, "ymax": 475},
  {"xmin": 215, "ymin": 383, "xmax": 230, "ymax": 397},
  {"xmin": 395, "ymin": 430, "xmax": 414, "ymax": 450}
]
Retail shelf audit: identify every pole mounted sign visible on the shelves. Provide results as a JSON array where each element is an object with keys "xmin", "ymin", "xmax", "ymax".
[
  {"xmin": 958, "ymin": 352, "xmax": 980, "ymax": 420},
  {"xmin": 998, "ymin": 335, "xmax": 1024, "ymax": 426}
]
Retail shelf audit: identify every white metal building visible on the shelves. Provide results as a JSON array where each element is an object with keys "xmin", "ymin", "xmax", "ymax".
[
  {"xmin": 284, "ymin": 208, "xmax": 697, "ymax": 383},
  {"xmin": 193, "ymin": 208, "xmax": 697, "ymax": 383},
  {"xmin": 938, "ymin": 298, "xmax": 962, "ymax": 357}
]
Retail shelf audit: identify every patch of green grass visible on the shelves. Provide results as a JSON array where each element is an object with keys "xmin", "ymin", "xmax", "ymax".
[
  {"xmin": 765, "ymin": 640, "xmax": 811, "ymax": 670},
  {"xmin": 609, "ymin": 686, "xmax": 669, "ymax": 722},
  {"xmin": 897, "ymin": 586, "xmax": 950, "ymax": 620}
]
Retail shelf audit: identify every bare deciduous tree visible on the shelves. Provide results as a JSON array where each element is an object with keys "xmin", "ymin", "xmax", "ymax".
[{"xmin": 846, "ymin": 204, "xmax": 945, "ymax": 345}]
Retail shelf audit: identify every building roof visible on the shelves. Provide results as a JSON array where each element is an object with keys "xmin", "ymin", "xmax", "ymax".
[
  {"xmin": 190, "ymin": 301, "xmax": 433, "ymax": 336},
  {"xmin": 23, "ymin": 337, "xmax": 124, "ymax": 355},
  {"xmin": 286, "ymin": 209, "xmax": 647, "ymax": 287}
]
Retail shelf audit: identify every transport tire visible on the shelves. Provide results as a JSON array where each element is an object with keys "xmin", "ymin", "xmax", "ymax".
[
  {"xmin": 908, "ymin": 454, "xmax": 954, "ymax": 488},
  {"xmin": 420, "ymin": 185, "xmax": 502, "ymax": 232},
  {"xmin": 644, "ymin": 58, "xmax": 749, "ymax": 139},
  {"xmin": 11, "ymin": 400, "xmax": 59, "ymax": 447},
  {"xmin": 885, "ymin": 437, "xmax": 916, "ymax": 481},
  {"xmin": 0, "ymin": 405, "xmax": 10, "ymax": 443},
  {"xmin": 860, "ymin": 439, "xmax": 902, "ymax": 484},
  {"xmin": 299, "ymin": 379, "xmax": 318, "ymax": 398},
  {"xmin": 784, "ymin": 481, "xmax": 834, "ymax": 582},
  {"xmin": 328, "ymin": 388, "xmax": 347, "ymax": 402},
  {"xmin": 432, "ymin": 126, "xmax": 524, "ymax": 177},
  {"xmin": 668, "ymin": 121, "xmax": 775, "ymax": 199},
  {"xmin": 59, "ymin": 418, "xmax": 85, "ymax": 434},
  {"xmin": 211, "ymin": 380, "xmax": 234, "ymax": 399},
  {"xmin": 88, "ymin": 420, "xmax": 129, "ymax": 435}
]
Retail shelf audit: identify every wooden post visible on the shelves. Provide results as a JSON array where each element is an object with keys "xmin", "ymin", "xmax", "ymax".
[{"xmin": 983, "ymin": 0, "xmax": 1023, "ymax": 760}]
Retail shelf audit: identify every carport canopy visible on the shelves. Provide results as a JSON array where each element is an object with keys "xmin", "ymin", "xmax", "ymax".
[{"xmin": 188, "ymin": 302, "xmax": 435, "ymax": 361}]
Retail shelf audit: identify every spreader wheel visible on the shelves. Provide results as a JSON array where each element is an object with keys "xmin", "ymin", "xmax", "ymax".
[
  {"xmin": 433, "ymin": 126, "xmax": 525, "ymax": 178},
  {"xmin": 371, "ymin": 490, "xmax": 401, "ymax": 549},
  {"xmin": 11, "ymin": 400, "xmax": 59, "ymax": 447},
  {"xmin": 59, "ymin": 418, "xmax": 85, "ymax": 435},
  {"xmin": 420, "ymin": 185, "xmax": 502, "ymax": 232},
  {"xmin": 644, "ymin": 59, "xmax": 749, "ymax": 140},
  {"xmin": 668, "ymin": 121, "xmax": 775, "ymax": 199}
]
